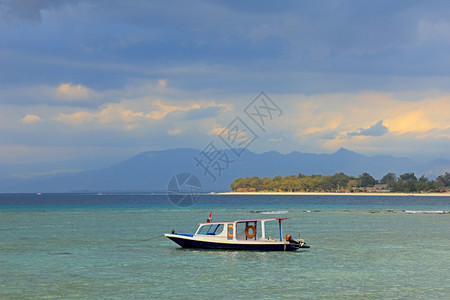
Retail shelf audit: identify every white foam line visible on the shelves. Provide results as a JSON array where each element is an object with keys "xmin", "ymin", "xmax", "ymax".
[
  {"xmin": 403, "ymin": 210, "xmax": 450, "ymax": 214},
  {"xmin": 260, "ymin": 210, "xmax": 289, "ymax": 214}
]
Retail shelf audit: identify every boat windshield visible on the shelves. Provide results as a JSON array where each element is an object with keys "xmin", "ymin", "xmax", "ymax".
[{"xmin": 196, "ymin": 224, "xmax": 224, "ymax": 235}]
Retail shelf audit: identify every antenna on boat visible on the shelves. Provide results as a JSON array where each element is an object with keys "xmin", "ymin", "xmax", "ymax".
[{"xmin": 206, "ymin": 212, "xmax": 212, "ymax": 223}]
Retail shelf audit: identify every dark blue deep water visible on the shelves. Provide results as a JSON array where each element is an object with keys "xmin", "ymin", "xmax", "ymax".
[{"xmin": 1, "ymin": 193, "xmax": 449, "ymax": 208}]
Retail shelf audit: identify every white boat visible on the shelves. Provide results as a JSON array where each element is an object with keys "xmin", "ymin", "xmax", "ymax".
[{"xmin": 165, "ymin": 215, "xmax": 309, "ymax": 251}]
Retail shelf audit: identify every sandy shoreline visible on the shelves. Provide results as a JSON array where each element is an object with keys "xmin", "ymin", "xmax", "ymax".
[{"xmin": 216, "ymin": 191, "xmax": 450, "ymax": 197}]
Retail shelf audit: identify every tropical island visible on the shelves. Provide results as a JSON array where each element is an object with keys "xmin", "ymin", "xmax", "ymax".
[{"xmin": 229, "ymin": 172, "xmax": 450, "ymax": 194}]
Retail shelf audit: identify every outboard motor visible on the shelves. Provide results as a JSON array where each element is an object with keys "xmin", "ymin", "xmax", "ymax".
[{"xmin": 286, "ymin": 234, "xmax": 310, "ymax": 248}]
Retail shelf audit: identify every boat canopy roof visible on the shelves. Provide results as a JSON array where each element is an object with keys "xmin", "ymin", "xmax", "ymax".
[{"xmin": 198, "ymin": 217, "xmax": 291, "ymax": 226}]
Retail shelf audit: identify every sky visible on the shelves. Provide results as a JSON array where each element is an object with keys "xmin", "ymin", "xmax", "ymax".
[{"xmin": 1, "ymin": 0, "xmax": 450, "ymax": 178}]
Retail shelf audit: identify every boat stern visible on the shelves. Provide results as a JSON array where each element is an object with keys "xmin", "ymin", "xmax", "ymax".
[{"xmin": 286, "ymin": 234, "xmax": 310, "ymax": 249}]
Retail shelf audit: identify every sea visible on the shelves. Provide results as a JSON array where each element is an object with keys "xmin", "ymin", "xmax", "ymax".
[{"xmin": 0, "ymin": 193, "xmax": 449, "ymax": 299}]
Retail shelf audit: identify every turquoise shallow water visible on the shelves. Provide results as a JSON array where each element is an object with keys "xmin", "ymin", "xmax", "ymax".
[{"xmin": 1, "ymin": 194, "xmax": 449, "ymax": 299}]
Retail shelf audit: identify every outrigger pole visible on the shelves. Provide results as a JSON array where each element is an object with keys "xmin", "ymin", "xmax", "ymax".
[{"xmin": 278, "ymin": 219, "xmax": 282, "ymax": 241}]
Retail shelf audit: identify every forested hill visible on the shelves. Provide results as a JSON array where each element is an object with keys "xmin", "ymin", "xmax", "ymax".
[{"xmin": 230, "ymin": 172, "xmax": 450, "ymax": 193}]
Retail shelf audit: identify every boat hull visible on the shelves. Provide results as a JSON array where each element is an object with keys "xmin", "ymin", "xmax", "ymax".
[{"xmin": 165, "ymin": 234, "xmax": 306, "ymax": 251}]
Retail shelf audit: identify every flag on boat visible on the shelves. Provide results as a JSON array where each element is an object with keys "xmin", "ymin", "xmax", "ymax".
[{"xmin": 206, "ymin": 212, "xmax": 212, "ymax": 223}]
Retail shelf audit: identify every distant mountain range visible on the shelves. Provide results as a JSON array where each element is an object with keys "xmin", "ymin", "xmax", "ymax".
[{"xmin": 1, "ymin": 148, "xmax": 449, "ymax": 193}]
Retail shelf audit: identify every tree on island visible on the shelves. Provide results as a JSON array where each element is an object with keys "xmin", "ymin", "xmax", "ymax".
[
  {"xmin": 380, "ymin": 172, "xmax": 396, "ymax": 184},
  {"xmin": 230, "ymin": 171, "xmax": 450, "ymax": 193},
  {"xmin": 437, "ymin": 172, "xmax": 450, "ymax": 186},
  {"xmin": 357, "ymin": 172, "xmax": 377, "ymax": 187}
]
